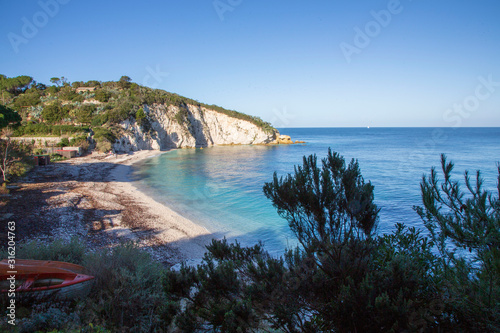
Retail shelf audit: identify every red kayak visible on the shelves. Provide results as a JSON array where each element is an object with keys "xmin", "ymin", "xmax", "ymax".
[{"xmin": 0, "ymin": 259, "xmax": 94, "ymax": 300}]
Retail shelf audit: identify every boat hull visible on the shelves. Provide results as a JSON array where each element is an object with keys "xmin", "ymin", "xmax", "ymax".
[{"xmin": 0, "ymin": 259, "xmax": 94, "ymax": 300}]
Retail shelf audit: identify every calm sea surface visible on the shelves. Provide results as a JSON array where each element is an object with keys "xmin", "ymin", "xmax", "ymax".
[{"xmin": 132, "ymin": 128, "xmax": 500, "ymax": 256}]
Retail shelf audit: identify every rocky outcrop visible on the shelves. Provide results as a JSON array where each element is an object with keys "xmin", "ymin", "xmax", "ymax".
[
  {"xmin": 113, "ymin": 104, "xmax": 279, "ymax": 152},
  {"xmin": 277, "ymin": 135, "xmax": 293, "ymax": 144}
]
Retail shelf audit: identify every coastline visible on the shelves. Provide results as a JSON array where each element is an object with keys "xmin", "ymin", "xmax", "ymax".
[
  {"xmin": 1, "ymin": 150, "xmax": 215, "ymax": 265},
  {"xmin": 111, "ymin": 150, "xmax": 214, "ymax": 262}
]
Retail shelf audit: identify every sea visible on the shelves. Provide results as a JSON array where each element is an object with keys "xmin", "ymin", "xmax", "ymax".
[{"xmin": 132, "ymin": 128, "xmax": 500, "ymax": 256}]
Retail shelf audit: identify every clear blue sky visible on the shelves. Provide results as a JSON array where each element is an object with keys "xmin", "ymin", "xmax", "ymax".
[{"xmin": 1, "ymin": 0, "xmax": 499, "ymax": 127}]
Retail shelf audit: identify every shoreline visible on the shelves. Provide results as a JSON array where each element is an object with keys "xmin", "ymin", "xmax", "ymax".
[
  {"xmin": 110, "ymin": 150, "xmax": 214, "ymax": 261},
  {"xmin": 1, "ymin": 150, "xmax": 216, "ymax": 265}
]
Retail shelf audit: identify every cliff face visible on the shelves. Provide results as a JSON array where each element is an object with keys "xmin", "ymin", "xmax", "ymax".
[{"xmin": 113, "ymin": 104, "xmax": 278, "ymax": 152}]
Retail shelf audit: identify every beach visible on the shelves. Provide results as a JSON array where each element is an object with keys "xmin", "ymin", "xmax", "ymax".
[{"xmin": 1, "ymin": 150, "xmax": 214, "ymax": 265}]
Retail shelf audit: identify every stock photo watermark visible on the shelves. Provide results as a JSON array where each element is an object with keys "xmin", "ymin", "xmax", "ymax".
[
  {"xmin": 7, "ymin": 0, "xmax": 71, "ymax": 54},
  {"xmin": 5, "ymin": 221, "xmax": 17, "ymax": 326},
  {"xmin": 398, "ymin": 74, "xmax": 499, "ymax": 175},
  {"xmin": 142, "ymin": 65, "xmax": 169, "ymax": 89},
  {"xmin": 340, "ymin": 0, "xmax": 411, "ymax": 64},
  {"xmin": 213, "ymin": 0, "xmax": 243, "ymax": 21},
  {"xmin": 270, "ymin": 106, "xmax": 295, "ymax": 129},
  {"xmin": 443, "ymin": 74, "xmax": 499, "ymax": 127}
]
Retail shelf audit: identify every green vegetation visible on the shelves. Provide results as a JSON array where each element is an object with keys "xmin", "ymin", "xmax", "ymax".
[
  {"xmin": 0, "ymin": 104, "xmax": 21, "ymax": 129},
  {"xmin": 93, "ymin": 127, "xmax": 116, "ymax": 153},
  {"xmin": 0, "ymin": 239, "xmax": 165, "ymax": 332},
  {"xmin": 0, "ymin": 129, "xmax": 33, "ymax": 182},
  {"xmin": 0, "ymin": 150, "xmax": 498, "ymax": 332},
  {"xmin": 12, "ymin": 124, "xmax": 89, "ymax": 137},
  {"xmin": 0, "ymin": 74, "xmax": 276, "ymax": 142},
  {"xmin": 164, "ymin": 150, "xmax": 499, "ymax": 332}
]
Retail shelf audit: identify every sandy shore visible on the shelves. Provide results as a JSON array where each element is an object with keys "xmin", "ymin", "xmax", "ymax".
[{"xmin": 0, "ymin": 150, "xmax": 215, "ymax": 265}]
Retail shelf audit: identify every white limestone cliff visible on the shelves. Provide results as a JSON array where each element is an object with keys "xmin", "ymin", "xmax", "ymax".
[{"xmin": 113, "ymin": 104, "xmax": 278, "ymax": 152}]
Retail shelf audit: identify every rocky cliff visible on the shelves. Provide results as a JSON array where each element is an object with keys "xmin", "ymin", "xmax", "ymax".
[{"xmin": 113, "ymin": 104, "xmax": 279, "ymax": 152}]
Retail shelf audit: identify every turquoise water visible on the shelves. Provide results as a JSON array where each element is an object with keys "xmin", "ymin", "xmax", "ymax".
[{"xmin": 133, "ymin": 128, "xmax": 500, "ymax": 256}]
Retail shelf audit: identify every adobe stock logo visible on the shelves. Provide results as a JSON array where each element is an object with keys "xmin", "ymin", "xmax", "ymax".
[
  {"xmin": 443, "ymin": 75, "xmax": 499, "ymax": 127},
  {"xmin": 340, "ymin": 0, "xmax": 408, "ymax": 64},
  {"xmin": 7, "ymin": 0, "xmax": 71, "ymax": 54},
  {"xmin": 213, "ymin": 0, "xmax": 243, "ymax": 21}
]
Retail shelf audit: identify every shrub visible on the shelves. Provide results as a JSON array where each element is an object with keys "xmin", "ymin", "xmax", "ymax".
[
  {"xmin": 50, "ymin": 153, "xmax": 67, "ymax": 162},
  {"xmin": 96, "ymin": 140, "xmax": 111, "ymax": 153},
  {"xmin": 93, "ymin": 127, "xmax": 116, "ymax": 143},
  {"xmin": 12, "ymin": 124, "xmax": 89, "ymax": 136},
  {"xmin": 82, "ymin": 243, "xmax": 166, "ymax": 331},
  {"xmin": 163, "ymin": 150, "xmax": 455, "ymax": 332},
  {"xmin": 0, "ymin": 239, "xmax": 166, "ymax": 332},
  {"xmin": 57, "ymin": 137, "xmax": 70, "ymax": 147},
  {"xmin": 415, "ymin": 154, "xmax": 500, "ymax": 331},
  {"xmin": 95, "ymin": 89, "xmax": 111, "ymax": 103},
  {"xmin": 42, "ymin": 103, "xmax": 68, "ymax": 124},
  {"xmin": 0, "ymin": 134, "xmax": 33, "ymax": 182}
]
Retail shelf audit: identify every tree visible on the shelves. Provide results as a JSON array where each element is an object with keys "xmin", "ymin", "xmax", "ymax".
[
  {"xmin": 415, "ymin": 155, "xmax": 500, "ymax": 331},
  {"xmin": 135, "ymin": 108, "xmax": 146, "ymax": 125},
  {"xmin": 75, "ymin": 104, "xmax": 96, "ymax": 124},
  {"xmin": 95, "ymin": 89, "xmax": 111, "ymax": 103},
  {"xmin": 58, "ymin": 87, "xmax": 79, "ymax": 101},
  {"xmin": 118, "ymin": 75, "xmax": 132, "ymax": 89},
  {"xmin": 42, "ymin": 103, "xmax": 67, "ymax": 124},
  {"xmin": 34, "ymin": 82, "xmax": 47, "ymax": 91},
  {"xmin": 0, "ymin": 75, "xmax": 33, "ymax": 96},
  {"xmin": 50, "ymin": 77, "xmax": 61, "ymax": 86},
  {"xmin": 263, "ymin": 148, "xmax": 379, "ymax": 251},
  {"xmin": 0, "ymin": 104, "xmax": 22, "ymax": 129},
  {"xmin": 0, "ymin": 129, "xmax": 32, "ymax": 183},
  {"xmin": 12, "ymin": 90, "xmax": 41, "ymax": 110},
  {"xmin": 164, "ymin": 150, "xmax": 443, "ymax": 332},
  {"xmin": 60, "ymin": 76, "xmax": 69, "ymax": 87}
]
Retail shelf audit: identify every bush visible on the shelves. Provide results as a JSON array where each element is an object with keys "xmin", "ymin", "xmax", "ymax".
[
  {"xmin": 42, "ymin": 103, "xmax": 68, "ymax": 124},
  {"xmin": 57, "ymin": 137, "xmax": 70, "ymax": 147},
  {"xmin": 83, "ymin": 243, "xmax": 166, "ymax": 331},
  {"xmin": 95, "ymin": 89, "xmax": 111, "ymax": 103},
  {"xmin": 0, "ymin": 239, "xmax": 166, "ymax": 332},
  {"xmin": 58, "ymin": 87, "xmax": 80, "ymax": 101},
  {"xmin": 415, "ymin": 155, "xmax": 500, "ymax": 331},
  {"xmin": 69, "ymin": 135, "xmax": 88, "ymax": 146},
  {"xmin": 76, "ymin": 104, "xmax": 96, "ymax": 124},
  {"xmin": 12, "ymin": 91, "xmax": 41, "ymax": 110},
  {"xmin": 13, "ymin": 124, "xmax": 90, "ymax": 137},
  {"xmin": 96, "ymin": 140, "xmax": 111, "ymax": 153},
  {"xmin": 0, "ymin": 136, "xmax": 33, "ymax": 182},
  {"xmin": 93, "ymin": 127, "xmax": 116, "ymax": 143},
  {"xmin": 165, "ymin": 150, "xmax": 499, "ymax": 332},
  {"xmin": 49, "ymin": 153, "xmax": 67, "ymax": 162}
]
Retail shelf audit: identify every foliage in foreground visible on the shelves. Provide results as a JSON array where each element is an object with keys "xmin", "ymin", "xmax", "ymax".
[
  {"xmin": 0, "ymin": 129, "xmax": 33, "ymax": 182},
  {"xmin": 1, "ymin": 149, "xmax": 498, "ymax": 332},
  {"xmin": 164, "ymin": 150, "xmax": 500, "ymax": 332},
  {"xmin": 0, "ymin": 240, "xmax": 166, "ymax": 332},
  {"xmin": 415, "ymin": 155, "xmax": 500, "ymax": 331}
]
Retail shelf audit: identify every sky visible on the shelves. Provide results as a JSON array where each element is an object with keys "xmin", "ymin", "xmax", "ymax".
[{"xmin": 1, "ymin": 0, "xmax": 500, "ymax": 127}]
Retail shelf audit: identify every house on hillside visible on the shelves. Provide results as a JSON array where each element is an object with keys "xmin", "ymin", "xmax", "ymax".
[{"xmin": 75, "ymin": 87, "xmax": 96, "ymax": 93}]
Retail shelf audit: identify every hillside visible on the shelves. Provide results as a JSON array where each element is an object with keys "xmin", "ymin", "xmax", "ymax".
[{"xmin": 0, "ymin": 74, "xmax": 278, "ymax": 151}]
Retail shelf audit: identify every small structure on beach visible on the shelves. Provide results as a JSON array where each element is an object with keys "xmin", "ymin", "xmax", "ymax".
[
  {"xmin": 56, "ymin": 150, "xmax": 76, "ymax": 159},
  {"xmin": 33, "ymin": 155, "xmax": 50, "ymax": 166},
  {"xmin": 62, "ymin": 146, "xmax": 83, "ymax": 156}
]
